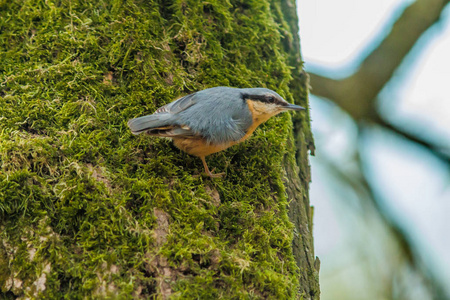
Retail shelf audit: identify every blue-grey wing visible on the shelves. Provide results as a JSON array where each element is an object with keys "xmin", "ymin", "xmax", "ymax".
[
  {"xmin": 155, "ymin": 93, "xmax": 197, "ymax": 114},
  {"xmin": 132, "ymin": 87, "xmax": 253, "ymax": 143},
  {"xmin": 128, "ymin": 93, "xmax": 198, "ymax": 134},
  {"xmin": 211, "ymin": 114, "xmax": 252, "ymax": 144},
  {"xmin": 176, "ymin": 93, "xmax": 253, "ymax": 144}
]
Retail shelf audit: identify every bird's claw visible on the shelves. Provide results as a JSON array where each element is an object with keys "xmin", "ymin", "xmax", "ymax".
[{"xmin": 208, "ymin": 172, "xmax": 225, "ymax": 178}]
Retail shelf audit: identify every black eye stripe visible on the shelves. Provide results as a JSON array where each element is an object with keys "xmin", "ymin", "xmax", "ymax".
[
  {"xmin": 241, "ymin": 93, "xmax": 287, "ymax": 106},
  {"xmin": 265, "ymin": 95, "xmax": 287, "ymax": 106}
]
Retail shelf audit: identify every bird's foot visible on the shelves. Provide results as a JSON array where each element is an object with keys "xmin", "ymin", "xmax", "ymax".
[
  {"xmin": 207, "ymin": 168, "xmax": 225, "ymax": 178},
  {"xmin": 207, "ymin": 172, "xmax": 225, "ymax": 178},
  {"xmin": 193, "ymin": 170, "xmax": 225, "ymax": 178},
  {"xmin": 198, "ymin": 157, "xmax": 225, "ymax": 178}
]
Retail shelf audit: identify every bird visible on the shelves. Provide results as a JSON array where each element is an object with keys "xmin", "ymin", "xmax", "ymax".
[{"xmin": 127, "ymin": 86, "xmax": 305, "ymax": 178}]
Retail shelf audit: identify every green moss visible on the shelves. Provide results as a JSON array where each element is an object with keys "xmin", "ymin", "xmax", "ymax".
[{"xmin": 0, "ymin": 0, "xmax": 310, "ymax": 298}]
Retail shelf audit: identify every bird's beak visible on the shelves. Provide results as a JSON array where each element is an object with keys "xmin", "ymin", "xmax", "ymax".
[{"xmin": 284, "ymin": 103, "xmax": 305, "ymax": 111}]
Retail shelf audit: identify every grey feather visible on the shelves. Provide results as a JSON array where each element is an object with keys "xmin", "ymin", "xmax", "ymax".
[
  {"xmin": 161, "ymin": 127, "xmax": 195, "ymax": 137},
  {"xmin": 157, "ymin": 93, "xmax": 197, "ymax": 114},
  {"xmin": 154, "ymin": 93, "xmax": 197, "ymax": 114},
  {"xmin": 174, "ymin": 87, "xmax": 252, "ymax": 144},
  {"xmin": 127, "ymin": 87, "xmax": 283, "ymax": 143},
  {"xmin": 127, "ymin": 114, "xmax": 174, "ymax": 135}
]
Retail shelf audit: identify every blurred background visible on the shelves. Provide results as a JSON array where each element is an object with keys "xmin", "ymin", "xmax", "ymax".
[{"xmin": 296, "ymin": 0, "xmax": 450, "ymax": 299}]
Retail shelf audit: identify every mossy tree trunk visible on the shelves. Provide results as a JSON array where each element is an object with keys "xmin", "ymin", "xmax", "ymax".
[{"xmin": 0, "ymin": 0, "xmax": 319, "ymax": 298}]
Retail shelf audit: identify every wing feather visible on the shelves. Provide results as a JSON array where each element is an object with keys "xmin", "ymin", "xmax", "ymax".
[
  {"xmin": 145, "ymin": 125, "xmax": 196, "ymax": 138},
  {"xmin": 128, "ymin": 87, "xmax": 253, "ymax": 144},
  {"xmin": 155, "ymin": 93, "xmax": 197, "ymax": 114}
]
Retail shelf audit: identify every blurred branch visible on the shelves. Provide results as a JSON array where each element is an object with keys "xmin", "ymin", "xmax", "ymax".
[
  {"xmin": 354, "ymin": 136, "xmax": 450, "ymax": 300},
  {"xmin": 302, "ymin": 0, "xmax": 450, "ymax": 297},
  {"xmin": 309, "ymin": 0, "xmax": 450, "ymax": 161},
  {"xmin": 370, "ymin": 112, "xmax": 450, "ymax": 164},
  {"xmin": 320, "ymin": 146, "xmax": 449, "ymax": 299}
]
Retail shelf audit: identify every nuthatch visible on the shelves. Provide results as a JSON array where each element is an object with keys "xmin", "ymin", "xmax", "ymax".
[{"xmin": 128, "ymin": 86, "xmax": 305, "ymax": 177}]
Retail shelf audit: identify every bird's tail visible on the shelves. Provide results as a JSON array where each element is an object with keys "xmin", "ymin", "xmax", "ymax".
[{"xmin": 127, "ymin": 114, "xmax": 173, "ymax": 135}]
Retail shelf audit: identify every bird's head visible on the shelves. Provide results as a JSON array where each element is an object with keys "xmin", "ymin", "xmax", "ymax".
[{"xmin": 241, "ymin": 88, "xmax": 305, "ymax": 119}]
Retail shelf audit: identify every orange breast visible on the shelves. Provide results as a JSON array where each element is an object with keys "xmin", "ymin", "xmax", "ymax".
[{"xmin": 172, "ymin": 137, "xmax": 232, "ymax": 157}]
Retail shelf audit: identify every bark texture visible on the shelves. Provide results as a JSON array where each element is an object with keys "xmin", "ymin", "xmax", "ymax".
[{"xmin": 0, "ymin": 0, "xmax": 318, "ymax": 298}]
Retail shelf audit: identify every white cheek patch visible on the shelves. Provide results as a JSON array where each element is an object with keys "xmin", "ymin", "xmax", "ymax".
[{"xmin": 252, "ymin": 101, "xmax": 282, "ymax": 115}]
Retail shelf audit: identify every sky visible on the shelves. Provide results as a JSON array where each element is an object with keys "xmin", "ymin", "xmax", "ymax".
[{"xmin": 297, "ymin": 0, "xmax": 450, "ymax": 298}]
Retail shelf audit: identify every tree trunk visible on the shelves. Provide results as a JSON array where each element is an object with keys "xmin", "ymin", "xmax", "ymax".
[{"xmin": 0, "ymin": 0, "xmax": 319, "ymax": 298}]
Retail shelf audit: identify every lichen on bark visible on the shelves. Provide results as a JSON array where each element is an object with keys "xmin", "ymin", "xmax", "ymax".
[{"xmin": 0, "ymin": 0, "xmax": 318, "ymax": 298}]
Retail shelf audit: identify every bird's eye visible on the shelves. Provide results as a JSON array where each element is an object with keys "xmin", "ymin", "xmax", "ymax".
[{"xmin": 267, "ymin": 95, "xmax": 276, "ymax": 103}]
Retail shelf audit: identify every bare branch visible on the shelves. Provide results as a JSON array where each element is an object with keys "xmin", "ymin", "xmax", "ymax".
[
  {"xmin": 319, "ymin": 149, "xmax": 450, "ymax": 300},
  {"xmin": 369, "ymin": 113, "xmax": 450, "ymax": 164},
  {"xmin": 355, "ymin": 0, "xmax": 450, "ymax": 98},
  {"xmin": 310, "ymin": 0, "xmax": 450, "ymax": 118},
  {"xmin": 308, "ymin": 0, "xmax": 450, "ymax": 162},
  {"xmin": 354, "ymin": 141, "xmax": 450, "ymax": 300}
]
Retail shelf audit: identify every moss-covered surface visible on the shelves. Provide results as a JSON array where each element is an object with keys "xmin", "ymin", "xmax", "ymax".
[{"xmin": 0, "ymin": 0, "xmax": 316, "ymax": 298}]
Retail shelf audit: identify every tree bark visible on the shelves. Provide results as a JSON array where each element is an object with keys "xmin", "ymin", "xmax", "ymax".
[{"xmin": 0, "ymin": 0, "xmax": 318, "ymax": 298}]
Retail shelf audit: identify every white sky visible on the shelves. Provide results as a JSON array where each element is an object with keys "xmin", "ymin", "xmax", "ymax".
[
  {"xmin": 298, "ymin": 0, "xmax": 411, "ymax": 69},
  {"xmin": 297, "ymin": 0, "xmax": 450, "ymax": 298}
]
